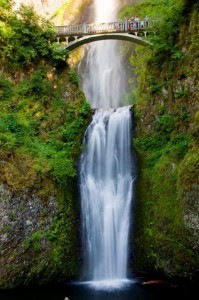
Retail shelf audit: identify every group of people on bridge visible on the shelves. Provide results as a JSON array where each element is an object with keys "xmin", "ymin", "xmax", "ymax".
[
  {"xmin": 128, "ymin": 16, "xmax": 150, "ymax": 29},
  {"xmin": 119, "ymin": 15, "xmax": 150, "ymax": 30}
]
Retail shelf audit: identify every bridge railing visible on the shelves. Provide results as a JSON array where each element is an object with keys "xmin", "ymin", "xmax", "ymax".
[{"xmin": 55, "ymin": 20, "xmax": 156, "ymax": 36}]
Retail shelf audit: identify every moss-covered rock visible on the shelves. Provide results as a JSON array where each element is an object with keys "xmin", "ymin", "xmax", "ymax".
[
  {"xmin": 130, "ymin": 0, "xmax": 199, "ymax": 280},
  {"xmin": 0, "ymin": 2, "xmax": 91, "ymax": 289}
]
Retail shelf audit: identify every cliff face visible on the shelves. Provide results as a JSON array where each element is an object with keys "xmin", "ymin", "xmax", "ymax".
[
  {"xmin": 131, "ymin": 0, "xmax": 199, "ymax": 280},
  {"xmin": 13, "ymin": 0, "xmax": 139, "ymax": 25},
  {"xmin": 13, "ymin": 0, "xmax": 92, "ymax": 25},
  {"xmin": 13, "ymin": 0, "xmax": 66, "ymax": 18},
  {"xmin": 0, "ymin": 100, "xmax": 90, "ymax": 289},
  {"xmin": 0, "ymin": 2, "xmax": 91, "ymax": 288}
]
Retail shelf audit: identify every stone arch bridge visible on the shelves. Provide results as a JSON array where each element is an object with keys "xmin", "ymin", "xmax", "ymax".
[{"xmin": 55, "ymin": 19, "xmax": 154, "ymax": 51}]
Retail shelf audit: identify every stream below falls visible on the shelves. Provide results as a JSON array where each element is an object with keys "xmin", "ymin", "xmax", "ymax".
[{"xmin": 0, "ymin": 280, "xmax": 197, "ymax": 300}]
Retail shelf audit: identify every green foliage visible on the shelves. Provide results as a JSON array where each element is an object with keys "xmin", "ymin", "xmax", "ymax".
[
  {"xmin": 154, "ymin": 114, "xmax": 175, "ymax": 133},
  {"xmin": 46, "ymin": 190, "xmax": 79, "ymax": 277},
  {"xmin": 175, "ymin": 88, "xmax": 189, "ymax": 98},
  {"xmin": 195, "ymin": 111, "xmax": 199, "ymax": 125},
  {"xmin": 120, "ymin": 0, "xmax": 191, "ymax": 64},
  {"xmin": 0, "ymin": 3, "xmax": 68, "ymax": 68},
  {"xmin": 0, "ymin": 76, "xmax": 14, "ymax": 101},
  {"xmin": 0, "ymin": 3, "xmax": 91, "ymax": 188},
  {"xmin": 49, "ymin": 43, "xmax": 69, "ymax": 67},
  {"xmin": 147, "ymin": 76, "xmax": 162, "ymax": 94},
  {"xmin": 50, "ymin": 1, "xmax": 70, "ymax": 20},
  {"xmin": 68, "ymin": 68, "xmax": 79, "ymax": 86},
  {"xmin": 0, "ymin": 111, "xmax": 35, "ymax": 149},
  {"xmin": 52, "ymin": 152, "xmax": 76, "ymax": 184},
  {"xmin": 0, "ymin": 114, "xmax": 22, "ymax": 133},
  {"xmin": 17, "ymin": 69, "xmax": 53, "ymax": 99},
  {"xmin": 0, "ymin": 0, "xmax": 91, "ymax": 285},
  {"xmin": 179, "ymin": 150, "xmax": 199, "ymax": 191},
  {"xmin": 24, "ymin": 230, "xmax": 42, "ymax": 251},
  {"xmin": 119, "ymin": 0, "xmax": 175, "ymax": 19},
  {"xmin": 0, "ymin": 0, "xmax": 13, "ymax": 9},
  {"xmin": 134, "ymin": 132, "xmax": 168, "ymax": 153},
  {"xmin": 79, "ymin": 100, "xmax": 91, "ymax": 116},
  {"xmin": 4, "ymin": 97, "xmax": 91, "ymax": 185},
  {"xmin": 46, "ymin": 211, "xmax": 67, "ymax": 243},
  {"xmin": 130, "ymin": 0, "xmax": 199, "ymax": 275},
  {"xmin": 134, "ymin": 110, "xmax": 193, "ymax": 169},
  {"xmin": 170, "ymin": 134, "xmax": 191, "ymax": 157}
]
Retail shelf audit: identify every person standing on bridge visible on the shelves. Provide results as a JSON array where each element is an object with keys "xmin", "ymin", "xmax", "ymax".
[
  {"xmin": 128, "ymin": 18, "xmax": 132, "ymax": 29},
  {"xmin": 118, "ymin": 18, "xmax": 123, "ymax": 31},
  {"xmin": 131, "ymin": 16, "xmax": 135, "ymax": 29},
  {"xmin": 134, "ymin": 16, "xmax": 140, "ymax": 29},
  {"xmin": 145, "ymin": 16, "xmax": 149, "ymax": 27}
]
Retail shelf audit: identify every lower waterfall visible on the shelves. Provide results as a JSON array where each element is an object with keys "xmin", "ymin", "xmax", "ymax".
[{"xmin": 80, "ymin": 106, "xmax": 135, "ymax": 289}]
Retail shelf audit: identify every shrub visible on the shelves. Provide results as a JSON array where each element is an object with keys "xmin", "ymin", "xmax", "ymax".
[
  {"xmin": 24, "ymin": 230, "xmax": 42, "ymax": 251},
  {"xmin": 68, "ymin": 68, "xmax": 79, "ymax": 86},
  {"xmin": 52, "ymin": 152, "xmax": 76, "ymax": 184},
  {"xmin": 0, "ymin": 76, "xmax": 14, "ymax": 101},
  {"xmin": 194, "ymin": 111, "xmax": 199, "ymax": 125}
]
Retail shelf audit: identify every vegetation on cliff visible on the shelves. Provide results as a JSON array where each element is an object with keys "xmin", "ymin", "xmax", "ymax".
[
  {"xmin": 120, "ymin": 0, "xmax": 199, "ymax": 279},
  {"xmin": 0, "ymin": 0, "xmax": 91, "ymax": 288}
]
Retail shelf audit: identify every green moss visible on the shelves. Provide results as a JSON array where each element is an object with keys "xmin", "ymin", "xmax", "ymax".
[
  {"xmin": 45, "ymin": 183, "xmax": 80, "ymax": 278},
  {"xmin": 129, "ymin": 0, "xmax": 199, "ymax": 277},
  {"xmin": 178, "ymin": 150, "xmax": 199, "ymax": 191},
  {"xmin": 68, "ymin": 68, "xmax": 80, "ymax": 86},
  {"xmin": 134, "ymin": 152, "xmax": 198, "ymax": 274},
  {"xmin": 194, "ymin": 111, "xmax": 199, "ymax": 125},
  {"xmin": 50, "ymin": 1, "xmax": 70, "ymax": 21},
  {"xmin": 0, "ymin": 76, "xmax": 14, "ymax": 101},
  {"xmin": 24, "ymin": 231, "xmax": 43, "ymax": 251}
]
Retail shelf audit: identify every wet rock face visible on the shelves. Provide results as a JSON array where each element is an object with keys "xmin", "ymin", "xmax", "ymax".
[
  {"xmin": 13, "ymin": 0, "xmax": 67, "ymax": 19},
  {"xmin": 13, "ymin": 0, "xmax": 139, "ymax": 25},
  {"xmin": 0, "ymin": 184, "xmax": 57, "ymax": 245},
  {"xmin": 0, "ymin": 183, "xmax": 58, "ymax": 288},
  {"xmin": 181, "ymin": 184, "xmax": 199, "ymax": 251},
  {"xmin": 13, "ymin": 0, "xmax": 90, "ymax": 25}
]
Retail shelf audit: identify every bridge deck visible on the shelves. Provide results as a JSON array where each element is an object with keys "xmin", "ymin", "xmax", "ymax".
[{"xmin": 55, "ymin": 20, "xmax": 154, "ymax": 36}]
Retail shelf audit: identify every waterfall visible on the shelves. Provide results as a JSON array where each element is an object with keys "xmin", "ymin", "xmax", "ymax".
[
  {"xmin": 79, "ymin": 0, "xmax": 135, "ymax": 289},
  {"xmin": 80, "ymin": 0, "xmax": 128, "ymax": 109},
  {"xmin": 80, "ymin": 107, "xmax": 134, "ymax": 288}
]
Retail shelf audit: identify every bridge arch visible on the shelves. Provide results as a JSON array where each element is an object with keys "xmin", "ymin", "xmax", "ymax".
[{"xmin": 61, "ymin": 33, "xmax": 151, "ymax": 51}]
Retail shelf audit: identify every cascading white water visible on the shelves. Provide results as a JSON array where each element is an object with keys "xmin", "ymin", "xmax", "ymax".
[
  {"xmin": 79, "ymin": 0, "xmax": 135, "ymax": 289},
  {"xmin": 80, "ymin": 107, "xmax": 134, "ymax": 288},
  {"xmin": 81, "ymin": 0, "xmax": 128, "ymax": 109}
]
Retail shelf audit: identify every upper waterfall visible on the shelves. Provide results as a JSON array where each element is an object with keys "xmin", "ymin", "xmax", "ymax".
[
  {"xmin": 94, "ymin": 0, "xmax": 117, "ymax": 22},
  {"xmin": 79, "ymin": 0, "xmax": 128, "ymax": 109}
]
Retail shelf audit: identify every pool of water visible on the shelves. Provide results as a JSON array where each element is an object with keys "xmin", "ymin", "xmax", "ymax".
[{"xmin": 0, "ymin": 279, "xmax": 196, "ymax": 300}]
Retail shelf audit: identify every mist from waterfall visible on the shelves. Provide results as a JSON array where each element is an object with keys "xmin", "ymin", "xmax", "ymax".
[{"xmin": 79, "ymin": 0, "xmax": 135, "ymax": 289}]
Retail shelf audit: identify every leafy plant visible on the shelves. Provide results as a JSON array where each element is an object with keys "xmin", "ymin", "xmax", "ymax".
[
  {"xmin": 154, "ymin": 114, "xmax": 176, "ymax": 133},
  {"xmin": 24, "ymin": 230, "xmax": 42, "ymax": 251},
  {"xmin": 0, "ymin": 76, "xmax": 14, "ymax": 101},
  {"xmin": 195, "ymin": 111, "xmax": 199, "ymax": 125},
  {"xmin": 0, "ymin": 3, "xmax": 56, "ymax": 67},
  {"xmin": 52, "ymin": 152, "xmax": 76, "ymax": 184},
  {"xmin": 49, "ymin": 43, "xmax": 69, "ymax": 67},
  {"xmin": 68, "ymin": 68, "xmax": 79, "ymax": 86}
]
